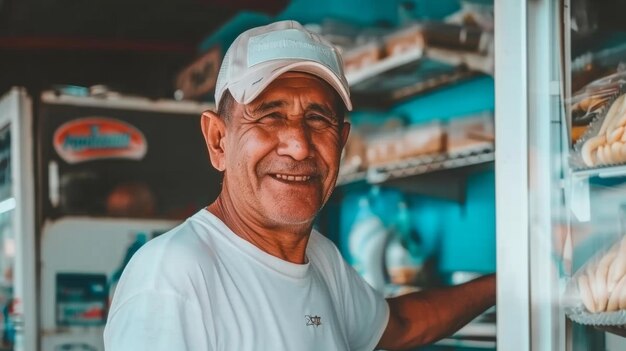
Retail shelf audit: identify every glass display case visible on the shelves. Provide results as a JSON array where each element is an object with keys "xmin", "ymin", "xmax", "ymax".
[
  {"xmin": 0, "ymin": 87, "xmax": 219, "ymax": 351},
  {"xmin": 0, "ymin": 89, "xmax": 36, "ymax": 351},
  {"xmin": 496, "ymin": 0, "xmax": 626, "ymax": 350}
]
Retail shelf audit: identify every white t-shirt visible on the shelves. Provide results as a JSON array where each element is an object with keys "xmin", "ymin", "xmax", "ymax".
[{"xmin": 104, "ymin": 209, "xmax": 389, "ymax": 351}]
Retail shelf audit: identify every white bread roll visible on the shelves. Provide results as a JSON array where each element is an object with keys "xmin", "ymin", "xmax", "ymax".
[
  {"xmin": 594, "ymin": 249, "xmax": 618, "ymax": 312},
  {"xmin": 597, "ymin": 145, "xmax": 607, "ymax": 165},
  {"xmin": 610, "ymin": 126, "xmax": 625, "ymax": 143},
  {"xmin": 611, "ymin": 142, "xmax": 624, "ymax": 164},
  {"xmin": 619, "ymin": 281, "xmax": 626, "ymax": 310},
  {"xmin": 609, "ymin": 101, "xmax": 626, "ymax": 133},
  {"xmin": 579, "ymin": 274, "xmax": 597, "ymax": 313},
  {"xmin": 588, "ymin": 265, "xmax": 604, "ymax": 313},
  {"xmin": 582, "ymin": 135, "xmax": 606, "ymax": 167},
  {"xmin": 602, "ymin": 95, "xmax": 626, "ymax": 136},
  {"xmin": 607, "ymin": 237, "xmax": 626, "ymax": 293},
  {"xmin": 604, "ymin": 144, "xmax": 615, "ymax": 164},
  {"xmin": 607, "ymin": 274, "xmax": 626, "ymax": 311}
]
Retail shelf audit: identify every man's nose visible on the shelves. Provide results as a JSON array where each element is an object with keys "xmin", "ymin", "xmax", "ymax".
[{"xmin": 277, "ymin": 121, "xmax": 313, "ymax": 161}]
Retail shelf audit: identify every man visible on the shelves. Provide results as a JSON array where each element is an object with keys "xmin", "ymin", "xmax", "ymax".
[{"xmin": 103, "ymin": 20, "xmax": 495, "ymax": 351}]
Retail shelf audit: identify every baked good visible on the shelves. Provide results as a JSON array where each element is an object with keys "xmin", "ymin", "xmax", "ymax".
[
  {"xmin": 579, "ymin": 236, "xmax": 626, "ymax": 313},
  {"xmin": 581, "ymin": 94, "xmax": 626, "ymax": 167}
]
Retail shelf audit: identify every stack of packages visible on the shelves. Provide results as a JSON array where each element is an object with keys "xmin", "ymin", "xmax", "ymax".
[
  {"xmin": 339, "ymin": 114, "xmax": 494, "ymax": 179},
  {"xmin": 572, "ymin": 72, "xmax": 626, "ymax": 169},
  {"xmin": 566, "ymin": 232, "xmax": 626, "ymax": 329},
  {"xmin": 339, "ymin": 118, "xmax": 445, "ymax": 178}
]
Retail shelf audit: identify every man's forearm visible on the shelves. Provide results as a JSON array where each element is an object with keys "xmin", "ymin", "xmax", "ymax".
[{"xmin": 380, "ymin": 274, "xmax": 496, "ymax": 350}]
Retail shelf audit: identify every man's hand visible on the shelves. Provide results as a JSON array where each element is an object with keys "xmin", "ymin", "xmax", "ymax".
[{"xmin": 377, "ymin": 274, "xmax": 496, "ymax": 350}]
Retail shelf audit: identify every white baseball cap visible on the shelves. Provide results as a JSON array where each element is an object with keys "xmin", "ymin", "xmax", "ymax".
[{"xmin": 215, "ymin": 20, "xmax": 352, "ymax": 111}]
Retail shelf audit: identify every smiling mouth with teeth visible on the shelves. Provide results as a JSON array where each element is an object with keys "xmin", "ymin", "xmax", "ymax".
[{"xmin": 273, "ymin": 174, "xmax": 312, "ymax": 182}]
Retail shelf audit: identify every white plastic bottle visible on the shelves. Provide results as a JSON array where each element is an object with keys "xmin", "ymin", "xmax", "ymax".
[
  {"xmin": 385, "ymin": 201, "xmax": 424, "ymax": 289},
  {"xmin": 348, "ymin": 196, "xmax": 389, "ymax": 292}
]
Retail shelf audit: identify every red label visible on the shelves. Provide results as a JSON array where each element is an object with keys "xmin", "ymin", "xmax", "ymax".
[{"xmin": 53, "ymin": 117, "xmax": 147, "ymax": 164}]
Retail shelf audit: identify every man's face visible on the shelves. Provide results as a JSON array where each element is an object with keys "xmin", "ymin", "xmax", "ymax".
[{"xmin": 221, "ymin": 72, "xmax": 349, "ymax": 228}]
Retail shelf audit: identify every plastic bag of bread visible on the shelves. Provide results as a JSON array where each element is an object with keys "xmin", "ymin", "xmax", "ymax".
[
  {"xmin": 571, "ymin": 72, "xmax": 626, "ymax": 168},
  {"xmin": 571, "ymin": 72, "xmax": 626, "ymax": 135},
  {"xmin": 578, "ymin": 92, "xmax": 626, "ymax": 168},
  {"xmin": 339, "ymin": 129, "xmax": 367, "ymax": 176},
  {"xmin": 364, "ymin": 120, "xmax": 444, "ymax": 167},
  {"xmin": 564, "ymin": 235, "xmax": 626, "ymax": 326}
]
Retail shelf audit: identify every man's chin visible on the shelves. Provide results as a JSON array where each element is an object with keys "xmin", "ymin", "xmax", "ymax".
[{"xmin": 264, "ymin": 208, "xmax": 319, "ymax": 228}]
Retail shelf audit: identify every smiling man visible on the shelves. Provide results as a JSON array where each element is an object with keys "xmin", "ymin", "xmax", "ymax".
[{"xmin": 103, "ymin": 20, "xmax": 495, "ymax": 351}]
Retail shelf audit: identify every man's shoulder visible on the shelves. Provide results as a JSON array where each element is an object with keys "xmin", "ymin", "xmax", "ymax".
[
  {"xmin": 112, "ymin": 214, "xmax": 224, "ymax": 300},
  {"xmin": 122, "ymin": 214, "xmax": 222, "ymax": 280},
  {"xmin": 309, "ymin": 230, "xmax": 339, "ymax": 252},
  {"xmin": 308, "ymin": 230, "xmax": 344, "ymax": 266}
]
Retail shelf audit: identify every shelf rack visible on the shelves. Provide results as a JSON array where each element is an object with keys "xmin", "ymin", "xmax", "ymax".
[
  {"xmin": 572, "ymin": 164, "xmax": 626, "ymax": 180},
  {"xmin": 345, "ymin": 48, "xmax": 423, "ymax": 86},
  {"xmin": 568, "ymin": 163, "xmax": 626, "ymax": 222},
  {"xmin": 337, "ymin": 145, "xmax": 495, "ymax": 202}
]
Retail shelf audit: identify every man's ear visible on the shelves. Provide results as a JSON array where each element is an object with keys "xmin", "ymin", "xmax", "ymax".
[
  {"xmin": 201, "ymin": 110, "xmax": 227, "ymax": 171},
  {"xmin": 340, "ymin": 122, "xmax": 351, "ymax": 149}
]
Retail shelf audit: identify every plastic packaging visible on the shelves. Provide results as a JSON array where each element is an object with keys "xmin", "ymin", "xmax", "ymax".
[
  {"xmin": 365, "ymin": 120, "xmax": 445, "ymax": 167},
  {"xmin": 447, "ymin": 112, "xmax": 494, "ymax": 155},
  {"xmin": 385, "ymin": 201, "xmax": 424, "ymax": 287},
  {"xmin": 339, "ymin": 128, "xmax": 367, "ymax": 177},
  {"xmin": 564, "ymin": 234, "xmax": 626, "ymax": 326},
  {"xmin": 347, "ymin": 195, "xmax": 389, "ymax": 292},
  {"xmin": 571, "ymin": 71, "xmax": 626, "ymax": 169}
]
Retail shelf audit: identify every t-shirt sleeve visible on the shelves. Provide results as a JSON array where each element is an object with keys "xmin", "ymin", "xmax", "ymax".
[
  {"xmin": 103, "ymin": 291, "xmax": 212, "ymax": 351},
  {"xmin": 339, "ymin": 255, "xmax": 390, "ymax": 351}
]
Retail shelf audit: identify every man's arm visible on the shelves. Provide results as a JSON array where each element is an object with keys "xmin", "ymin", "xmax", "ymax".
[{"xmin": 377, "ymin": 274, "xmax": 496, "ymax": 350}]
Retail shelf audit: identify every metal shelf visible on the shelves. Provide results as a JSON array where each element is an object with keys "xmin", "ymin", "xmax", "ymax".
[
  {"xmin": 425, "ymin": 47, "xmax": 494, "ymax": 75},
  {"xmin": 339, "ymin": 146, "xmax": 494, "ymax": 185},
  {"xmin": 345, "ymin": 48, "xmax": 423, "ymax": 86},
  {"xmin": 572, "ymin": 164, "xmax": 626, "ymax": 179},
  {"xmin": 568, "ymin": 164, "xmax": 626, "ymax": 222},
  {"xmin": 368, "ymin": 146, "xmax": 494, "ymax": 183},
  {"xmin": 337, "ymin": 146, "xmax": 495, "ymax": 202}
]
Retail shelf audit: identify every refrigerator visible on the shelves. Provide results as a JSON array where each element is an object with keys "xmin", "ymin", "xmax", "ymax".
[
  {"xmin": 0, "ymin": 87, "xmax": 220, "ymax": 351},
  {"xmin": 496, "ymin": 0, "xmax": 626, "ymax": 350}
]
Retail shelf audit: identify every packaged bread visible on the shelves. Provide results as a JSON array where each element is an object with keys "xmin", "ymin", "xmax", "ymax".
[
  {"xmin": 447, "ymin": 113, "xmax": 494, "ymax": 155},
  {"xmin": 342, "ymin": 43, "xmax": 382, "ymax": 74},
  {"xmin": 580, "ymin": 93, "xmax": 626, "ymax": 167},
  {"xmin": 339, "ymin": 129, "xmax": 367, "ymax": 176},
  {"xmin": 364, "ymin": 120, "xmax": 444, "ymax": 166},
  {"xmin": 399, "ymin": 122, "xmax": 445, "ymax": 159},
  {"xmin": 576, "ymin": 235, "xmax": 626, "ymax": 314},
  {"xmin": 570, "ymin": 71, "xmax": 625, "ymax": 165},
  {"xmin": 383, "ymin": 24, "xmax": 425, "ymax": 57}
]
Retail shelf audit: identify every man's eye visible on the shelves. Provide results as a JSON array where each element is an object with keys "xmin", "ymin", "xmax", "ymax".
[
  {"xmin": 307, "ymin": 115, "xmax": 333, "ymax": 127},
  {"xmin": 259, "ymin": 113, "xmax": 283, "ymax": 122}
]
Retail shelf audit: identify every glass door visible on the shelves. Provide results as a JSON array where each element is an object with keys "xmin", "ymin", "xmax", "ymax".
[
  {"xmin": 0, "ymin": 88, "xmax": 36, "ymax": 351},
  {"xmin": 497, "ymin": 1, "xmax": 626, "ymax": 350},
  {"xmin": 559, "ymin": 0, "xmax": 626, "ymax": 349}
]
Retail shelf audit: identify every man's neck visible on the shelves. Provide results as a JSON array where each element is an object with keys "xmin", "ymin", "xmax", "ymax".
[{"xmin": 207, "ymin": 196, "xmax": 312, "ymax": 264}]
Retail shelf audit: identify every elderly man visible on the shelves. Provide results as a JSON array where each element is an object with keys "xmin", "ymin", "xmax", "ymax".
[{"xmin": 104, "ymin": 20, "xmax": 495, "ymax": 351}]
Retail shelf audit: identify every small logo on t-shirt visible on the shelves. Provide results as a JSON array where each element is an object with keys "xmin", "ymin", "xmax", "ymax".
[{"xmin": 305, "ymin": 315, "xmax": 322, "ymax": 327}]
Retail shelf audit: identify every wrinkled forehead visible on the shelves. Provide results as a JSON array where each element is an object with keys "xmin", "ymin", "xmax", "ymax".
[{"xmin": 249, "ymin": 72, "xmax": 344, "ymax": 111}]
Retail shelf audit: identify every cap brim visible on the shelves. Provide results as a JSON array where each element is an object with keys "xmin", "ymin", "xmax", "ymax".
[{"xmin": 228, "ymin": 60, "xmax": 353, "ymax": 111}]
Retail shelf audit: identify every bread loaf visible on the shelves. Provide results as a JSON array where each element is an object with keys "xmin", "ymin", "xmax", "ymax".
[
  {"xmin": 580, "ymin": 94, "xmax": 626, "ymax": 167},
  {"xmin": 578, "ymin": 236, "xmax": 626, "ymax": 313},
  {"xmin": 593, "ymin": 249, "xmax": 617, "ymax": 312},
  {"xmin": 607, "ymin": 274, "xmax": 626, "ymax": 312},
  {"xmin": 607, "ymin": 238, "xmax": 626, "ymax": 292},
  {"xmin": 579, "ymin": 274, "xmax": 597, "ymax": 313}
]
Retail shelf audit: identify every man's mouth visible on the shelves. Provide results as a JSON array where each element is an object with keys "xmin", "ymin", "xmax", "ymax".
[{"xmin": 272, "ymin": 173, "xmax": 313, "ymax": 182}]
